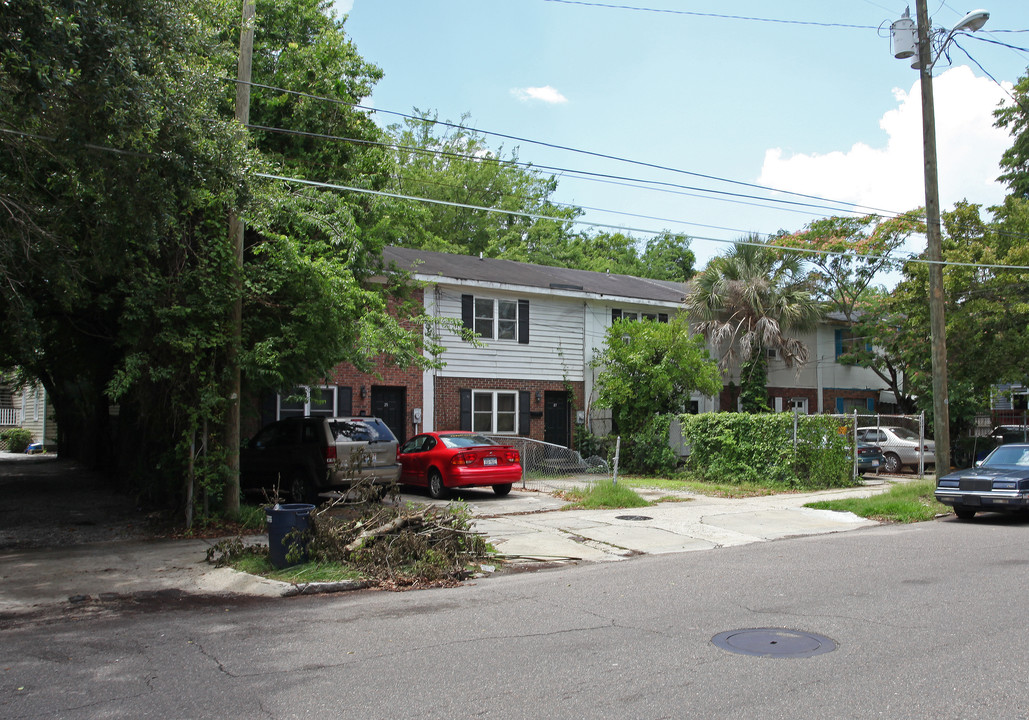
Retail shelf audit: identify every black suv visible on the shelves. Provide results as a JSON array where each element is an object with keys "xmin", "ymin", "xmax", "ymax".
[{"xmin": 240, "ymin": 416, "xmax": 401, "ymax": 503}]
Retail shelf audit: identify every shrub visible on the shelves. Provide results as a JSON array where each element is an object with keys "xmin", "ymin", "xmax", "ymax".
[
  {"xmin": 679, "ymin": 412, "xmax": 854, "ymax": 489},
  {"xmin": 1, "ymin": 428, "xmax": 33, "ymax": 454},
  {"xmin": 620, "ymin": 414, "xmax": 678, "ymax": 475}
]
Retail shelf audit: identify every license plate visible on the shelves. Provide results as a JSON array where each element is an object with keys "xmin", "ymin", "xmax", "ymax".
[
  {"xmin": 871, "ymin": 460, "xmax": 879, "ymax": 467},
  {"xmin": 483, "ymin": 457, "xmax": 497, "ymax": 466}
]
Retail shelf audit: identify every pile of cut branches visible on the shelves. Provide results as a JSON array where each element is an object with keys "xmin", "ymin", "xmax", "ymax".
[{"xmin": 308, "ymin": 499, "xmax": 494, "ymax": 586}]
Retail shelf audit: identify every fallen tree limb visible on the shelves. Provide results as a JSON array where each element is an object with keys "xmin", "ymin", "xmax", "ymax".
[{"xmin": 344, "ymin": 513, "xmax": 424, "ymax": 553}]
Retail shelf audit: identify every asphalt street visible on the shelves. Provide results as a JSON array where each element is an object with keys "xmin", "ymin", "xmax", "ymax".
[{"xmin": 2, "ymin": 513, "xmax": 1027, "ymax": 719}]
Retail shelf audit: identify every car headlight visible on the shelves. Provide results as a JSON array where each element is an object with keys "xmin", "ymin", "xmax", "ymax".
[
  {"xmin": 937, "ymin": 480, "xmax": 959, "ymax": 488},
  {"xmin": 992, "ymin": 481, "xmax": 1017, "ymax": 490}
]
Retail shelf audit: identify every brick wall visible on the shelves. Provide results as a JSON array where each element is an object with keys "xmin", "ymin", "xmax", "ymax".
[
  {"xmin": 823, "ymin": 388, "xmax": 879, "ymax": 414},
  {"xmin": 767, "ymin": 387, "xmax": 818, "ymax": 414},
  {"xmin": 434, "ymin": 376, "xmax": 585, "ymax": 441}
]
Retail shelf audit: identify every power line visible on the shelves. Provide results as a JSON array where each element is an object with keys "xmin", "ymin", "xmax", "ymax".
[
  {"xmin": 8, "ymin": 123, "xmax": 1029, "ymax": 270},
  {"xmin": 248, "ymin": 121, "xmax": 880, "ymax": 218},
  {"xmin": 235, "ymin": 79, "xmax": 900, "ymax": 217},
  {"xmin": 537, "ymin": 0, "xmax": 879, "ymax": 29},
  {"xmin": 256, "ymin": 171, "xmax": 1029, "ymax": 272}
]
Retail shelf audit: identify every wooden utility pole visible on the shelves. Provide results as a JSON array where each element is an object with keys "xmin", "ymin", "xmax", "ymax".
[
  {"xmin": 225, "ymin": 0, "xmax": 255, "ymax": 516},
  {"xmin": 915, "ymin": 0, "xmax": 951, "ymax": 475}
]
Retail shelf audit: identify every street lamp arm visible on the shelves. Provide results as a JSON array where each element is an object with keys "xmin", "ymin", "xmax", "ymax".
[{"xmin": 927, "ymin": 9, "xmax": 990, "ymax": 72}]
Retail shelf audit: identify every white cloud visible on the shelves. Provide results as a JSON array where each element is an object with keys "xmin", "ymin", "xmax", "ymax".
[
  {"xmin": 333, "ymin": 0, "xmax": 354, "ymax": 14},
  {"xmin": 758, "ymin": 66, "xmax": 1014, "ymax": 218},
  {"xmin": 511, "ymin": 85, "xmax": 569, "ymax": 104}
]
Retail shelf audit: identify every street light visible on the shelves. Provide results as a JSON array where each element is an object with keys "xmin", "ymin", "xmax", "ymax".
[{"xmin": 891, "ymin": 3, "xmax": 989, "ymax": 475}]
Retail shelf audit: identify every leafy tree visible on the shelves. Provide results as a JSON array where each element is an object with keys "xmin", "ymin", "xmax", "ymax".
[
  {"xmin": 994, "ymin": 70, "xmax": 1029, "ymax": 199},
  {"xmin": 1, "ymin": 0, "xmax": 251, "ymax": 479},
  {"xmin": 591, "ymin": 315, "xmax": 722, "ymax": 435},
  {"xmin": 374, "ymin": 111, "xmax": 579, "ymax": 259},
  {"xmin": 855, "ymin": 200, "xmax": 1029, "ymax": 437},
  {"xmin": 685, "ymin": 239, "xmax": 823, "ymax": 403},
  {"xmin": 836, "ymin": 288, "xmax": 919, "ymax": 413},
  {"xmin": 640, "ymin": 231, "xmax": 696, "ymax": 282},
  {"xmin": 375, "ymin": 112, "xmax": 697, "ymax": 282},
  {"xmin": 781, "ymin": 212, "xmax": 923, "ymax": 320},
  {"xmin": 0, "ymin": 0, "xmax": 428, "ymax": 520}
]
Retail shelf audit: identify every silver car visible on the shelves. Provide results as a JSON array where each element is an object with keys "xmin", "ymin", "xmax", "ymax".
[{"xmin": 855, "ymin": 426, "xmax": 935, "ymax": 473}]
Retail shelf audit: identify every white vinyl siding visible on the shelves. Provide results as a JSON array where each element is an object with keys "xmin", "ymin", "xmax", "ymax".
[{"xmin": 436, "ymin": 289, "xmax": 586, "ymax": 381}]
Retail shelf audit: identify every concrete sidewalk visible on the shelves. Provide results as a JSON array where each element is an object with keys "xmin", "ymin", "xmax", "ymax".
[{"xmin": 0, "ymin": 476, "xmax": 909, "ymax": 614}]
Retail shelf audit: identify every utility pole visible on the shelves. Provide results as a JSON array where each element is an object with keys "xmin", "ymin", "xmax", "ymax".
[
  {"xmin": 225, "ymin": 0, "xmax": 255, "ymax": 516},
  {"xmin": 914, "ymin": 0, "xmax": 950, "ymax": 475}
]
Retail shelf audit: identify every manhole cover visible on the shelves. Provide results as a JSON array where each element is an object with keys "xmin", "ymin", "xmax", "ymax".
[
  {"xmin": 614, "ymin": 515, "xmax": 652, "ymax": 521},
  {"xmin": 711, "ymin": 628, "xmax": 837, "ymax": 658}
]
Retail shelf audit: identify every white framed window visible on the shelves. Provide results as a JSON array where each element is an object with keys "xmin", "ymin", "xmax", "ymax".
[
  {"xmin": 279, "ymin": 385, "xmax": 338, "ymax": 419},
  {"xmin": 472, "ymin": 390, "xmax": 518, "ymax": 433},
  {"xmin": 766, "ymin": 347, "xmax": 780, "ymax": 360},
  {"xmin": 789, "ymin": 397, "xmax": 808, "ymax": 414},
  {"xmin": 471, "ymin": 298, "xmax": 520, "ymax": 341}
]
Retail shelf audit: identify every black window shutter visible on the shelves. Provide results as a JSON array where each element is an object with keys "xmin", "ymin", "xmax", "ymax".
[
  {"xmin": 337, "ymin": 387, "xmax": 353, "ymax": 416},
  {"xmin": 518, "ymin": 299, "xmax": 530, "ymax": 344},
  {"xmin": 658, "ymin": 313, "xmax": 668, "ymax": 323},
  {"xmin": 459, "ymin": 389, "xmax": 472, "ymax": 431},
  {"xmin": 519, "ymin": 390, "xmax": 530, "ymax": 436},
  {"xmin": 461, "ymin": 294, "xmax": 474, "ymax": 331},
  {"xmin": 612, "ymin": 309, "xmax": 622, "ymax": 322}
]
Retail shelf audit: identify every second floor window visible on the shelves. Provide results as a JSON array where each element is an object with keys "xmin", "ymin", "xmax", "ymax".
[
  {"xmin": 463, "ymin": 295, "xmax": 529, "ymax": 343},
  {"xmin": 612, "ymin": 309, "xmax": 669, "ymax": 323}
]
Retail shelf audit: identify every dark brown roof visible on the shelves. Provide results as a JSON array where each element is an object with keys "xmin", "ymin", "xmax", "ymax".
[{"xmin": 383, "ymin": 246, "xmax": 687, "ymax": 304}]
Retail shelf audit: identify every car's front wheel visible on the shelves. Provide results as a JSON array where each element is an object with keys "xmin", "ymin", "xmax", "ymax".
[
  {"xmin": 427, "ymin": 470, "xmax": 448, "ymax": 500},
  {"xmin": 954, "ymin": 506, "xmax": 977, "ymax": 520},
  {"xmin": 883, "ymin": 452, "xmax": 902, "ymax": 474},
  {"xmin": 493, "ymin": 483, "xmax": 513, "ymax": 497}
]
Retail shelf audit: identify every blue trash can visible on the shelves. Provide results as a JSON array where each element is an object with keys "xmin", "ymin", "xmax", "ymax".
[{"xmin": 266, "ymin": 503, "xmax": 315, "ymax": 569}]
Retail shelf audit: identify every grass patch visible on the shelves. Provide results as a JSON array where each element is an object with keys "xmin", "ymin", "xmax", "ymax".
[
  {"xmin": 232, "ymin": 555, "xmax": 364, "ymax": 583},
  {"xmin": 617, "ymin": 474, "xmax": 786, "ymax": 498},
  {"xmin": 805, "ymin": 479, "xmax": 947, "ymax": 523},
  {"xmin": 558, "ymin": 479, "xmax": 651, "ymax": 509}
]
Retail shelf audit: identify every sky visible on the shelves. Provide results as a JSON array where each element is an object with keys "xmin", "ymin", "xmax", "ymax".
[{"xmin": 334, "ymin": 1, "xmax": 1029, "ymax": 271}]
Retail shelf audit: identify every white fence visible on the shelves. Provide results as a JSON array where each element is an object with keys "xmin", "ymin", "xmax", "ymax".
[{"xmin": 0, "ymin": 407, "xmax": 20, "ymax": 427}]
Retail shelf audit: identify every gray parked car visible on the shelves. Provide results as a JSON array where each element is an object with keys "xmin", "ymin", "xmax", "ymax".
[
  {"xmin": 240, "ymin": 416, "xmax": 401, "ymax": 503},
  {"xmin": 855, "ymin": 426, "xmax": 935, "ymax": 473}
]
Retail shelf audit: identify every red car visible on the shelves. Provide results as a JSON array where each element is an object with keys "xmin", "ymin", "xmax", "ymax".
[{"xmin": 398, "ymin": 431, "xmax": 522, "ymax": 499}]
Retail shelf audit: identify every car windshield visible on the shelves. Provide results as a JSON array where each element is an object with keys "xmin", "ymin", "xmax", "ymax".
[
  {"xmin": 440, "ymin": 433, "xmax": 496, "ymax": 449},
  {"xmin": 889, "ymin": 427, "xmax": 921, "ymax": 441},
  {"xmin": 983, "ymin": 446, "xmax": 1029, "ymax": 467}
]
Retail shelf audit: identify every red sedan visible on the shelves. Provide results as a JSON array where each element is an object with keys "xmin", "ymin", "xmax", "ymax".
[{"xmin": 398, "ymin": 431, "xmax": 522, "ymax": 499}]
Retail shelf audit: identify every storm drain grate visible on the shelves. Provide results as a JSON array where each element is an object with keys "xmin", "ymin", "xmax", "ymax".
[
  {"xmin": 614, "ymin": 515, "xmax": 653, "ymax": 521},
  {"xmin": 711, "ymin": 628, "xmax": 837, "ymax": 658}
]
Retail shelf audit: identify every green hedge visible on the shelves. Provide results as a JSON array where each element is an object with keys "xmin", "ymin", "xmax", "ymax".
[
  {"xmin": 679, "ymin": 413, "xmax": 855, "ymax": 489},
  {"xmin": 1, "ymin": 428, "xmax": 33, "ymax": 454}
]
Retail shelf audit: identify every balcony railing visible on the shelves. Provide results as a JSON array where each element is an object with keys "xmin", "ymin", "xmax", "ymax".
[{"xmin": 0, "ymin": 407, "xmax": 20, "ymax": 427}]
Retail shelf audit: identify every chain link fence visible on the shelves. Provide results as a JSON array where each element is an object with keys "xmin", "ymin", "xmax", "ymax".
[
  {"xmin": 828, "ymin": 412, "xmax": 931, "ymax": 476},
  {"xmin": 486, "ymin": 435, "xmax": 612, "ymax": 493}
]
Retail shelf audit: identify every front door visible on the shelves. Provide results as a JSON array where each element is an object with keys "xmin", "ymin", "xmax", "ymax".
[
  {"xmin": 371, "ymin": 386, "xmax": 407, "ymax": 444},
  {"xmin": 543, "ymin": 391, "xmax": 570, "ymax": 447}
]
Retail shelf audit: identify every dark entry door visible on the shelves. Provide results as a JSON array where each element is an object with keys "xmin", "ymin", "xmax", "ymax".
[
  {"xmin": 543, "ymin": 391, "xmax": 570, "ymax": 447},
  {"xmin": 371, "ymin": 386, "xmax": 407, "ymax": 444}
]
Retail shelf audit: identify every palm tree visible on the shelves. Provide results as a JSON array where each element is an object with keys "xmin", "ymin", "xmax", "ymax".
[{"xmin": 685, "ymin": 239, "xmax": 822, "ymax": 398}]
